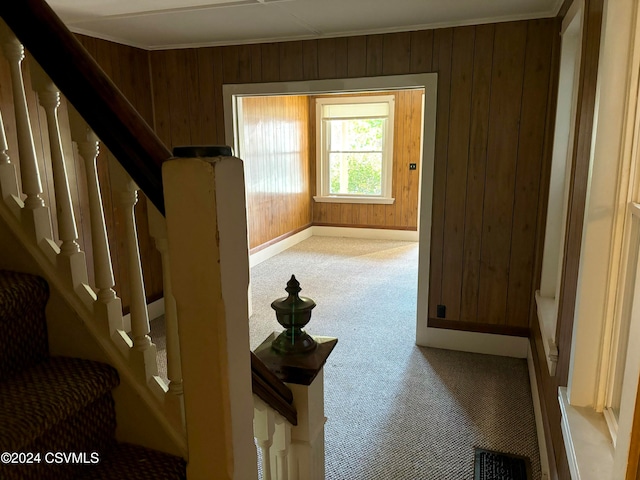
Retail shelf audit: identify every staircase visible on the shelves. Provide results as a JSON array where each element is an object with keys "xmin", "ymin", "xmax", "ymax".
[{"xmin": 0, "ymin": 269, "xmax": 186, "ymax": 480}]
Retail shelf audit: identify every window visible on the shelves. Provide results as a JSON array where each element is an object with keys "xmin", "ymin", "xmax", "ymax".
[
  {"xmin": 314, "ymin": 95, "xmax": 395, "ymax": 204},
  {"xmin": 603, "ymin": 202, "xmax": 640, "ymax": 445}
]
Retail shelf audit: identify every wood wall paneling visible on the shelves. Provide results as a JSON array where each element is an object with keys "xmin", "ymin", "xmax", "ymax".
[
  {"xmin": 366, "ymin": 35, "xmax": 384, "ymax": 77},
  {"xmin": 137, "ymin": 20, "xmax": 555, "ymax": 333},
  {"xmin": 428, "ymin": 27, "xmax": 453, "ymax": 320},
  {"xmin": 302, "ymin": 40, "xmax": 319, "ymax": 80},
  {"xmin": 382, "ymin": 32, "xmax": 411, "ymax": 75},
  {"xmin": 410, "ymin": 30, "xmax": 434, "ymax": 73},
  {"xmin": 239, "ymin": 95, "xmax": 311, "ymax": 249},
  {"xmin": 441, "ymin": 26, "xmax": 474, "ymax": 323},
  {"xmin": 506, "ymin": 20, "xmax": 555, "ymax": 329},
  {"xmin": 347, "ymin": 37, "xmax": 367, "ymax": 78},
  {"xmin": 476, "ymin": 22, "xmax": 527, "ymax": 325},
  {"xmin": 460, "ymin": 24, "xmax": 494, "ymax": 323}
]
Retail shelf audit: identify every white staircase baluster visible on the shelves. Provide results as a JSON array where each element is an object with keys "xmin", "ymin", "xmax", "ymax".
[
  {"xmin": 116, "ymin": 165, "xmax": 158, "ymax": 382},
  {"xmin": 68, "ymin": 107, "xmax": 125, "ymax": 335},
  {"xmin": 0, "ymin": 22, "xmax": 53, "ymax": 243},
  {"xmin": 148, "ymin": 205, "xmax": 184, "ymax": 426},
  {"xmin": 254, "ymin": 397, "xmax": 276, "ymax": 480},
  {"xmin": 271, "ymin": 416, "xmax": 291, "ymax": 480},
  {"xmin": 29, "ymin": 60, "xmax": 92, "ymax": 294},
  {"xmin": 31, "ymin": 63, "xmax": 79, "ymax": 255},
  {"xmin": 0, "ymin": 108, "xmax": 21, "ymax": 213}
]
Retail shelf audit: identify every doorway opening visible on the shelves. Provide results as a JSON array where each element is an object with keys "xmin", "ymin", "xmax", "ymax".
[{"xmin": 222, "ymin": 74, "xmax": 437, "ymax": 343}]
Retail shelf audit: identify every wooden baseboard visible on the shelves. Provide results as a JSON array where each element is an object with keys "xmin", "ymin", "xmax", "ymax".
[
  {"xmin": 311, "ymin": 222, "xmax": 417, "ymax": 231},
  {"xmin": 528, "ymin": 344, "xmax": 551, "ymax": 480},
  {"xmin": 250, "ymin": 224, "xmax": 312, "ymax": 255},
  {"xmin": 311, "ymin": 225, "xmax": 419, "ymax": 241},
  {"xmin": 249, "ymin": 226, "xmax": 314, "ymax": 268}
]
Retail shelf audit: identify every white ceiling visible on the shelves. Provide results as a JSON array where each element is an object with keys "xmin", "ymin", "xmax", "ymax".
[{"xmin": 47, "ymin": 0, "xmax": 563, "ymax": 50}]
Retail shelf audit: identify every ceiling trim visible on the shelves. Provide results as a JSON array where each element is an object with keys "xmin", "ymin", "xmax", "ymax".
[
  {"xmin": 63, "ymin": 0, "xmax": 292, "ymax": 23},
  {"xmin": 68, "ymin": 7, "xmax": 560, "ymax": 51}
]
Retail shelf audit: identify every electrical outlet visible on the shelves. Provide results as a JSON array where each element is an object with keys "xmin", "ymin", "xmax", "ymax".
[
  {"xmin": 409, "ymin": 163, "xmax": 417, "ymax": 170},
  {"xmin": 436, "ymin": 304, "xmax": 446, "ymax": 318}
]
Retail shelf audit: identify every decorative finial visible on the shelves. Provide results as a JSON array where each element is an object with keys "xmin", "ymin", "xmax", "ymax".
[
  {"xmin": 271, "ymin": 275, "xmax": 317, "ymax": 354},
  {"xmin": 285, "ymin": 275, "xmax": 301, "ymax": 295}
]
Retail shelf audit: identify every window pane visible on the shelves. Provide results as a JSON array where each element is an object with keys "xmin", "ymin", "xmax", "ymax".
[
  {"xmin": 329, "ymin": 153, "xmax": 382, "ymax": 195},
  {"xmin": 329, "ymin": 119, "xmax": 384, "ymax": 151}
]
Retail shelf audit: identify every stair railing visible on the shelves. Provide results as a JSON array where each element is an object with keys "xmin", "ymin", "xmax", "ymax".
[
  {"xmin": 0, "ymin": 2, "xmax": 313, "ymax": 477},
  {"xmin": 0, "ymin": 20, "xmax": 185, "ymax": 444}
]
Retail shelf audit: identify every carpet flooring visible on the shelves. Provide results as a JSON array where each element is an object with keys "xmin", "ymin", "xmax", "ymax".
[{"xmin": 152, "ymin": 236, "xmax": 541, "ymax": 480}]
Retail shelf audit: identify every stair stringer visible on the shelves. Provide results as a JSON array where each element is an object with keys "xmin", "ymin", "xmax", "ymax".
[{"xmin": 0, "ymin": 205, "xmax": 187, "ymax": 458}]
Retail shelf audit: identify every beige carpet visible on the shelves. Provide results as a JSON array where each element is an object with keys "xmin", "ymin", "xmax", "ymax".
[{"xmin": 153, "ymin": 236, "xmax": 541, "ymax": 480}]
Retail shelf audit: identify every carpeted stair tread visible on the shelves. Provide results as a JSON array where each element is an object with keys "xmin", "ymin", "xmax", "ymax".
[
  {"xmin": 0, "ymin": 270, "xmax": 49, "ymax": 381},
  {"xmin": 0, "ymin": 356, "xmax": 120, "ymax": 451},
  {"xmin": 77, "ymin": 442, "xmax": 187, "ymax": 479}
]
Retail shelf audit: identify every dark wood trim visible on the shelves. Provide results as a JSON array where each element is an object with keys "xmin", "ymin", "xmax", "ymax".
[
  {"xmin": 0, "ymin": 0, "xmax": 172, "ymax": 214},
  {"xmin": 558, "ymin": 0, "xmax": 575, "ymax": 19},
  {"xmin": 250, "ymin": 224, "xmax": 312, "ymax": 255},
  {"xmin": 251, "ymin": 372, "xmax": 297, "ymax": 426},
  {"xmin": 529, "ymin": 333, "xmax": 565, "ymax": 479},
  {"xmin": 528, "ymin": 16, "xmax": 564, "ymax": 480},
  {"xmin": 250, "ymin": 352, "xmax": 294, "ymax": 404},
  {"xmin": 427, "ymin": 318, "xmax": 529, "ymax": 337},
  {"xmin": 311, "ymin": 222, "xmax": 418, "ymax": 231},
  {"xmin": 251, "ymin": 352, "xmax": 297, "ymax": 425}
]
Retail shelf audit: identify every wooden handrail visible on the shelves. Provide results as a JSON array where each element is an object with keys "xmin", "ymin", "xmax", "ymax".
[
  {"xmin": 0, "ymin": 0, "xmax": 169, "ymax": 214},
  {"xmin": 251, "ymin": 352, "xmax": 297, "ymax": 425}
]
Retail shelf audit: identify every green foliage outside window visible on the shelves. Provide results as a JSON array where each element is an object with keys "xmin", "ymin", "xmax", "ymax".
[{"xmin": 328, "ymin": 118, "xmax": 385, "ymax": 196}]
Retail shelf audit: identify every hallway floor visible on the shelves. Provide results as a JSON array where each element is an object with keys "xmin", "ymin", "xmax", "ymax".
[
  {"xmin": 152, "ymin": 235, "xmax": 541, "ymax": 479},
  {"xmin": 248, "ymin": 236, "xmax": 541, "ymax": 480}
]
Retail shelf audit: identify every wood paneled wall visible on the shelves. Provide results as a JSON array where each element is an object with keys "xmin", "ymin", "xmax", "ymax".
[
  {"xmin": 310, "ymin": 89, "xmax": 423, "ymax": 229},
  {"xmin": 145, "ymin": 18, "xmax": 556, "ymax": 333},
  {"xmin": 426, "ymin": 21, "xmax": 556, "ymax": 332},
  {"xmin": 238, "ymin": 95, "xmax": 311, "ymax": 250}
]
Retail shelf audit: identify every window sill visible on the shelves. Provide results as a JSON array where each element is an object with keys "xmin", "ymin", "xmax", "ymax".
[
  {"xmin": 535, "ymin": 290, "xmax": 559, "ymax": 376},
  {"xmin": 559, "ymin": 387, "xmax": 614, "ymax": 480},
  {"xmin": 313, "ymin": 196, "xmax": 395, "ymax": 205}
]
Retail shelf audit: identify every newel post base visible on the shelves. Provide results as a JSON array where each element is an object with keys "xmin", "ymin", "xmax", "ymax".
[{"xmin": 255, "ymin": 333, "xmax": 337, "ymax": 480}]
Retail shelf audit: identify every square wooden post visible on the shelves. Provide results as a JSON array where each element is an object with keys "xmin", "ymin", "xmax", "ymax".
[{"xmin": 255, "ymin": 334, "xmax": 337, "ymax": 480}]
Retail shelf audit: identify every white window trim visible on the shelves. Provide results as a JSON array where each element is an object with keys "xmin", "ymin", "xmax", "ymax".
[
  {"xmin": 535, "ymin": 0, "xmax": 583, "ymax": 377},
  {"xmin": 313, "ymin": 95, "xmax": 395, "ymax": 205},
  {"xmin": 602, "ymin": 203, "xmax": 640, "ymax": 446}
]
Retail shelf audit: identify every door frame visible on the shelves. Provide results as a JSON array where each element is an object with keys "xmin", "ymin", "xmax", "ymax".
[{"xmin": 222, "ymin": 73, "xmax": 438, "ymax": 344}]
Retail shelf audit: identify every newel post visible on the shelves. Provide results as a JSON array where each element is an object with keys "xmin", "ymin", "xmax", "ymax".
[
  {"xmin": 162, "ymin": 147, "xmax": 257, "ymax": 480},
  {"xmin": 254, "ymin": 276, "xmax": 337, "ymax": 480}
]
